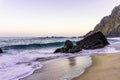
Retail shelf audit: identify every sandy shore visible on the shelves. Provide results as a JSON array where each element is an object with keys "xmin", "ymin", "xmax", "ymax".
[
  {"xmin": 20, "ymin": 52, "xmax": 120, "ymax": 80},
  {"xmin": 20, "ymin": 53, "xmax": 120, "ymax": 80},
  {"xmin": 73, "ymin": 53, "xmax": 120, "ymax": 80},
  {"xmin": 20, "ymin": 56, "xmax": 91, "ymax": 80}
]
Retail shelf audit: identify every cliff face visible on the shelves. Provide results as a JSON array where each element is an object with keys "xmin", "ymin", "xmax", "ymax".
[{"xmin": 85, "ymin": 5, "xmax": 120, "ymax": 37}]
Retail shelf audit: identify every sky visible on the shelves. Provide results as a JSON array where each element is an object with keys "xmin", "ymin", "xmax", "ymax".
[{"xmin": 0, "ymin": 0, "xmax": 120, "ymax": 37}]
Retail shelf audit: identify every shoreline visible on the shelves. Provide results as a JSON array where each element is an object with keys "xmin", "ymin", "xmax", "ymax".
[
  {"xmin": 20, "ymin": 41, "xmax": 120, "ymax": 80},
  {"xmin": 73, "ymin": 53, "xmax": 120, "ymax": 80},
  {"xmin": 20, "ymin": 52, "xmax": 120, "ymax": 80},
  {"xmin": 20, "ymin": 56, "xmax": 91, "ymax": 80}
]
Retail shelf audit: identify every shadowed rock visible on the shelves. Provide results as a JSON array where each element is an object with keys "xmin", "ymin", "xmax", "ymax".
[
  {"xmin": 0, "ymin": 48, "xmax": 3, "ymax": 53},
  {"xmin": 76, "ymin": 31, "xmax": 109, "ymax": 49},
  {"xmin": 54, "ymin": 32, "xmax": 109, "ymax": 53},
  {"xmin": 68, "ymin": 46, "xmax": 82, "ymax": 53},
  {"xmin": 54, "ymin": 48, "xmax": 66, "ymax": 53},
  {"xmin": 54, "ymin": 40, "xmax": 74, "ymax": 53},
  {"xmin": 64, "ymin": 40, "xmax": 73, "ymax": 51},
  {"xmin": 54, "ymin": 40, "xmax": 82, "ymax": 53}
]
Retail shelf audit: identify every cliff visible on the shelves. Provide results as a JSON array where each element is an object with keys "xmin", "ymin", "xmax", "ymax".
[{"xmin": 85, "ymin": 5, "xmax": 120, "ymax": 37}]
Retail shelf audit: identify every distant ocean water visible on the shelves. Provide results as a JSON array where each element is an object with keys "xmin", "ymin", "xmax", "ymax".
[{"xmin": 0, "ymin": 37, "xmax": 120, "ymax": 80}]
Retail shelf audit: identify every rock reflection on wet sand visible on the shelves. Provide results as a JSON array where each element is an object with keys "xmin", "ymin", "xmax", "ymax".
[{"xmin": 21, "ymin": 56, "xmax": 91, "ymax": 80}]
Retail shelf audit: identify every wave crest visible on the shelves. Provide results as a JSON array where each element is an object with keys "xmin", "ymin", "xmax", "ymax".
[{"xmin": 2, "ymin": 42, "xmax": 65, "ymax": 50}]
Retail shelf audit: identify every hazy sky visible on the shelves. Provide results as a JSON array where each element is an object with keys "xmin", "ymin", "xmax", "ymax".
[{"xmin": 0, "ymin": 0, "xmax": 120, "ymax": 37}]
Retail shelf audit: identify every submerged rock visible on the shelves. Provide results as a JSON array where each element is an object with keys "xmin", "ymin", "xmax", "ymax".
[
  {"xmin": 76, "ymin": 31, "xmax": 109, "ymax": 49},
  {"xmin": 0, "ymin": 48, "xmax": 3, "ymax": 53}
]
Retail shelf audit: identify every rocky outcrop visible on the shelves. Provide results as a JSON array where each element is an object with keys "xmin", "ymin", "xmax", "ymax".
[
  {"xmin": 76, "ymin": 32, "xmax": 109, "ymax": 49},
  {"xmin": 85, "ymin": 5, "xmax": 120, "ymax": 37},
  {"xmin": 54, "ymin": 32, "xmax": 109, "ymax": 53},
  {"xmin": 54, "ymin": 40, "xmax": 82, "ymax": 53},
  {"xmin": 0, "ymin": 48, "xmax": 3, "ymax": 53},
  {"xmin": 64, "ymin": 40, "xmax": 74, "ymax": 51}
]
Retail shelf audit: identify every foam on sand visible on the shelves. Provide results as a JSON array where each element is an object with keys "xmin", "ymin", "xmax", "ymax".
[
  {"xmin": 0, "ymin": 52, "xmax": 74, "ymax": 80},
  {"xmin": 0, "ymin": 53, "xmax": 43, "ymax": 80}
]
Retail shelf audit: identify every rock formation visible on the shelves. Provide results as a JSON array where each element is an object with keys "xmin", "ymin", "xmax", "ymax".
[
  {"xmin": 0, "ymin": 48, "xmax": 3, "ymax": 53},
  {"xmin": 85, "ymin": 5, "xmax": 120, "ymax": 37},
  {"xmin": 54, "ymin": 32, "xmax": 109, "ymax": 53},
  {"xmin": 76, "ymin": 32, "xmax": 109, "ymax": 49},
  {"xmin": 54, "ymin": 40, "xmax": 82, "ymax": 53}
]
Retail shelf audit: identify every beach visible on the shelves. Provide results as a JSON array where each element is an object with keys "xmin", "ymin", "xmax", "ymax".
[
  {"xmin": 20, "ymin": 52, "xmax": 120, "ymax": 80},
  {"xmin": 0, "ymin": 37, "xmax": 120, "ymax": 80},
  {"xmin": 21, "ymin": 56, "xmax": 92, "ymax": 80},
  {"xmin": 17, "ymin": 42, "xmax": 120, "ymax": 80},
  {"xmin": 73, "ymin": 53, "xmax": 120, "ymax": 80}
]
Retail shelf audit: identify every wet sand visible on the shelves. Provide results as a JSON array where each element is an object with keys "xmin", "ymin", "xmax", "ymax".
[
  {"xmin": 73, "ymin": 53, "xmax": 120, "ymax": 80},
  {"xmin": 21, "ymin": 56, "xmax": 91, "ymax": 80},
  {"xmin": 20, "ymin": 43, "xmax": 120, "ymax": 80}
]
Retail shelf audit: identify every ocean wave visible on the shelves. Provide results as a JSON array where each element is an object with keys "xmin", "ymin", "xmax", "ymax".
[{"xmin": 2, "ymin": 42, "xmax": 65, "ymax": 50}]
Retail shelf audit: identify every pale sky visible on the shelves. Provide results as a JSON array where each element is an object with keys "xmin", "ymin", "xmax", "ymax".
[{"xmin": 0, "ymin": 0, "xmax": 120, "ymax": 37}]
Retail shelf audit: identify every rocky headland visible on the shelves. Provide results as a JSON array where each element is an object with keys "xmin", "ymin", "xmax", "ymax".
[{"xmin": 85, "ymin": 5, "xmax": 120, "ymax": 37}]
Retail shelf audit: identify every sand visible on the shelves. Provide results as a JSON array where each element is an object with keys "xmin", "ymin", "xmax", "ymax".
[
  {"xmin": 73, "ymin": 53, "xmax": 120, "ymax": 80},
  {"xmin": 20, "ymin": 56, "xmax": 91, "ymax": 80},
  {"xmin": 20, "ymin": 52, "xmax": 120, "ymax": 80}
]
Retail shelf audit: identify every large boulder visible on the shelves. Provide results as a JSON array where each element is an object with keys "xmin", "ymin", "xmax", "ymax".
[
  {"xmin": 54, "ymin": 32, "xmax": 109, "ymax": 53},
  {"xmin": 0, "ymin": 48, "xmax": 3, "ymax": 53},
  {"xmin": 68, "ymin": 46, "xmax": 82, "ymax": 53},
  {"xmin": 76, "ymin": 31, "xmax": 109, "ymax": 49}
]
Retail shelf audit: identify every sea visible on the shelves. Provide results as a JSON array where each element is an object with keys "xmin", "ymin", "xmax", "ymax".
[{"xmin": 0, "ymin": 37, "xmax": 120, "ymax": 80}]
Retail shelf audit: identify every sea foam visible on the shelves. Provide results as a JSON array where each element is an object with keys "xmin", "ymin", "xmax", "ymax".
[{"xmin": 0, "ymin": 52, "xmax": 74, "ymax": 80}]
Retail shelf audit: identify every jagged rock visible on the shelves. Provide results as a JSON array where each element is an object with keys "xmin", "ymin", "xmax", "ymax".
[
  {"xmin": 0, "ymin": 48, "xmax": 3, "ymax": 53},
  {"xmin": 76, "ymin": 32, "xmax": 109, "ymax": 49},
  {"xmin": 64, "ymin": 40, "xmax": 73, "ymax": 51},
  {"xmin": 85, "ymin": 5, "xmax": 120, "ymax": 37},
  {"xmin": 54, "ymin": 40, "xmax": 74, "ymax": 53},
  {"xmin": 54, "ymin": 32, "xmax": 109, "ymax": 53}
]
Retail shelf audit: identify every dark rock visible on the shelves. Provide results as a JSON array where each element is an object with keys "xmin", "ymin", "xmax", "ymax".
[
  {"xmin": 68, "ymin": 46, "xmax": 82, "ymax": 53},
  {"xmin": 54, "ymin": 32, "xmax": 109, "ymax": 53},
  {"xmin": 76, "ymin": 32, "xmax": 109, "ymax": 49},
  {"xmin": 54, "ymin": 47, "xmax": 66, "ymax": 53},
  {"xmin": 54, "ymin": 40, "xmax": 82, "ymax": 53},
  {"xmin": 64, "ymin": 40, "xmax": 73, "ymax": 51},
  {"xmin": 0, "ymin": 48, "xmax": 3, "ymax": 53},
  {"xmin": 54, "ymin": 40, "xmax": 74, "ymax": 53}
]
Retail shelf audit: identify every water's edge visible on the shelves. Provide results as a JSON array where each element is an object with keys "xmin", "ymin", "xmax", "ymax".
[{"xmin": 20, "ymin": 56, "xmax": 92, "ymax": 80}]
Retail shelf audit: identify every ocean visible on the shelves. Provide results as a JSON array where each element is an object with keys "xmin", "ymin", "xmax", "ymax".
[{"xmin": 0, "ymin": 37, "xmax": 120, "ymax": 80}]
